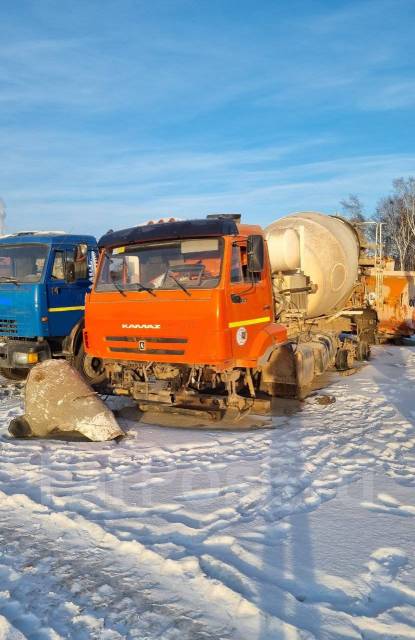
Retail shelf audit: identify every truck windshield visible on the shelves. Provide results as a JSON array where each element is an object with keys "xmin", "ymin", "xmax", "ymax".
[
  {"xmin": 96, "ymin": 238, "xmax": 223, "ymax": 292},
  {"xmin": 0, "ymin": 244, "xmax": 49, "ymax": 283}
]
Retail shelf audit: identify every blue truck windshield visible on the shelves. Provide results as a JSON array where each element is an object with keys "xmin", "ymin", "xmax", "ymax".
[
  {"xmin": 0, "ymin": 244, "xmax": 49, "ymax": 283},
  {"xmin": 96, "ymin": 238, "xmax": 223, "ymax": 292}
]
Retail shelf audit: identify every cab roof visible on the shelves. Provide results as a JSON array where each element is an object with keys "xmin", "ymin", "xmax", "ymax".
[{"xmin": 0, "ymin": 232, "xmax": 97, "ymax": 246}]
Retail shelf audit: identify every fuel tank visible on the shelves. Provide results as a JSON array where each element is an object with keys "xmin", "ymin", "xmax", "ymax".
[{"xmin": 265, "ymin": 211, "xmax": 360, "ymax": 318}]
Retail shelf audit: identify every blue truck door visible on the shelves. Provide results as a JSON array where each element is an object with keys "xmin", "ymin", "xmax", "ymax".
[{"xmin": 46, "ymin": 245, "xmax": 90, "ymax": 337}]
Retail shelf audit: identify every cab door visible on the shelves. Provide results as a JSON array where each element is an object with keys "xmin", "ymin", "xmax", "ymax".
[
  {"xmin": 46, "ymin": 244, "xmax": 91, "ymax": 337},
  {"xmin": 227, "ymin": 240, "xmax": 272, "ymax": 361}
]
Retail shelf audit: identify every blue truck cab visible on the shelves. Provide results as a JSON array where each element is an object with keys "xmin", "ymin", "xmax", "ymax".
[{"xmin": 0, "ymin": 231, "xmax": 100, "ymax": 381}]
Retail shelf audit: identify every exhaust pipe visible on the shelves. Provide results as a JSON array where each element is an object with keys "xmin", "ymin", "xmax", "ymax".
[{"xmin": 9, "ymin": 360, "xmax": 124, "ymax": 441}]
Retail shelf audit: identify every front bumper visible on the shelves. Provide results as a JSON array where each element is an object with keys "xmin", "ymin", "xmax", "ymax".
[{"xmin": 0, "ymin": 339, "xmax": 51, "ymax": 369}]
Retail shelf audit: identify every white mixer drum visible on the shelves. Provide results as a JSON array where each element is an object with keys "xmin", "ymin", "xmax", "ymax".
[{"xmin": 265, "ymin": 211, "xmax": 360, "ymax": 318}]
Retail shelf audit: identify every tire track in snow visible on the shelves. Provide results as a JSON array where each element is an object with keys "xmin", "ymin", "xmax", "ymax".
[{"xmin": 0, "ymin": 490, "xmax": 311, "ymax": 640}]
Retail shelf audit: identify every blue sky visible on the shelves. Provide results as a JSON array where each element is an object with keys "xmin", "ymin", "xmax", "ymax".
[{"xmin": 0, "ymin": 0, "xmax": 414, "ymax": 236}]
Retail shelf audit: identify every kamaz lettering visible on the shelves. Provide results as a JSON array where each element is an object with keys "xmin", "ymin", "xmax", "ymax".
[{"xmin": 121, "ymin": 324, "xmax": 161, "ymax": 329}]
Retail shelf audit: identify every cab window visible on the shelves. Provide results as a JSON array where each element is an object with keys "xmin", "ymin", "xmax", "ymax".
[
  {"xmin": 51, "ymin": 251, "xmax": 65, "ymax": 280},
  {"xmin": 230, "ymin": 244, "xmax": 252, "ymax": 283},
  {"xmin": 96, "ymin": 238, "xmax": 223, "ymax": 292},
  {"xmin": 0, "ymin": 244, "xmax": 48, "ymax": 283},
  {"xmin": 74, "ymin": 243, "xmax": 88, "ymax": 280},
  {"xmin": 231, "ymin": 245, "xmax": 244, "ymax": 283}
]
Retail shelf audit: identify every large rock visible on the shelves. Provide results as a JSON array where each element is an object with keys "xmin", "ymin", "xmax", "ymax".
[{"xmin": 9, "ymin": 359, "xmax": 124, "ymax": 441}]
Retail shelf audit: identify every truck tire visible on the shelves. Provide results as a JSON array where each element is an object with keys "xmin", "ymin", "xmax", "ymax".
[
  {"xmin": 335, "ymin": 348, "xmax": 353, "ymax": 371},
  {"xmin": 0, "ymin": 367, "xmax": 28, "ymax": 381},
  {"xmin": 74, "ymin": 343, "xmax": 106, "ymax": 387},
  {"xmin": 356, "ymin": 341, "xmax": 370, "ymax": 361}
]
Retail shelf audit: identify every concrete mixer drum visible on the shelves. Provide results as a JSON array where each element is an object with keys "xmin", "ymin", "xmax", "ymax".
[{"xmin": 265, "ymin": 212, "xmax": 361, "ymax": 319}]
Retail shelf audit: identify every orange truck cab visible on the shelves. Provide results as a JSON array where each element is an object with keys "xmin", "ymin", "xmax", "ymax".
[{"xmin": 84, "ymin": 215, "xmax": 287, "ymax": 415}]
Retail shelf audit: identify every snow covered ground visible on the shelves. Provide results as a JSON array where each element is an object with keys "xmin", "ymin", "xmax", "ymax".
[{"xmin": 1, "ymin": 345, "xmax": 415, "ymax": 639}]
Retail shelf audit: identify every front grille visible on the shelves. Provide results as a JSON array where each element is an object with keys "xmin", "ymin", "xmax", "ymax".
[
  {"xmin": 105, "ymin": 335, "xmax": 187, "ymax": 357},
  {"xmin": 106, "ymin": 336, "xmax": 187, "ymax": 344},
  {"xmin": 0, "ymin": 318, "xmax": 17, "ymax": 335},
  {"xmin": 109, "ymin": 346, "xmax": 185, "ymax": 356}
]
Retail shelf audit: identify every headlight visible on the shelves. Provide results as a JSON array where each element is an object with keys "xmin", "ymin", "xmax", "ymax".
[{"xmin": 13, "ymin": 352, "xmax": 38, "ymax": 365}]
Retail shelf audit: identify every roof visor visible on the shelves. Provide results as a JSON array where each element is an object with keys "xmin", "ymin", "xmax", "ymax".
[{"xmin": 98, "ymin": 218, "xmax": 239, "ymax": 249}]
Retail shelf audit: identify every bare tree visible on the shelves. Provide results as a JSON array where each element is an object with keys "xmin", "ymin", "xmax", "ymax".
[
  {"xmin": 377, "ymin": 177, "xmax": 415, "ymax": 270},
  {"xmin": 339, "ymin": 193, "xmax": 376, "ymax": 246},
  {"xmin": 394, "ymin": 177, "xmax": 415, "ymax": 236},
  {"xmin": 340, "ymin": 194, "xmax": 366, "ymax": 224}
]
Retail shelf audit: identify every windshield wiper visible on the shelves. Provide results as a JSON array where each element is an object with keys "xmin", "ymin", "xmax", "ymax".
[
  {"xmin": 166, "ymin": 270, "xmax": 191, "ymax": 296},
  {"xmin": 112, "ymin": 280, "xmax": 127, "ymax": 297},
  {"xmin": 0, "ymin": 276, "xmax": 19, "ymax": 286},
  {"xmin": 106, "ymin": 255, "xmax": 155, "ymax": 297},
  {"xmin": 130, "ymin": 282, "xmax": 156, "ymax": 296}
]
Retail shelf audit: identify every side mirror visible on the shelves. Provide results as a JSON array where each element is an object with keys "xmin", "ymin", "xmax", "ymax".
[
  {"xmin": 247, "ymin": 235, "xmax": 264, "ymax": 273},
  {"xmin": 65, "ymin": 261, "xmax": 76, "ymax": 283}
]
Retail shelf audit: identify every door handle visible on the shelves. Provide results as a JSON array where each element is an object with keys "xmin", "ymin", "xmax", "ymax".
[
  {"xmin": 52, "ymin": 287, "xmax": 61, "ymax": 294},
  {"xmin": 231, "ymin": 294, "xmax": 246, "ymax": 303}
]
